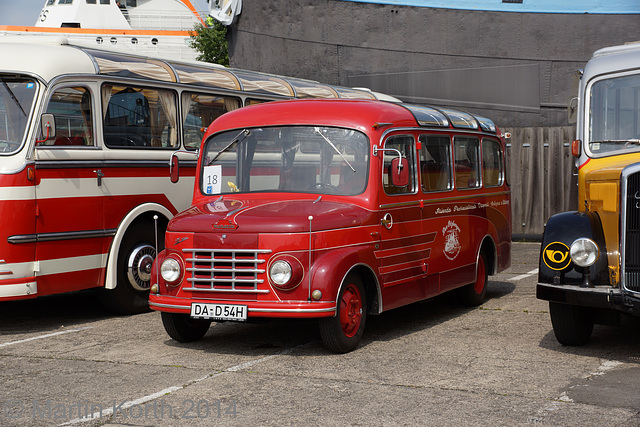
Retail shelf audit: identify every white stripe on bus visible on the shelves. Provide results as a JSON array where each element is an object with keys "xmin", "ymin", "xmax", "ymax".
[
  {"xmin": 0, "ymin": 185, "xmax": 36, "ymax": 201},
  {"xmin": 38, "ymin": 254, "xmax": 107, "ymax": 275}
]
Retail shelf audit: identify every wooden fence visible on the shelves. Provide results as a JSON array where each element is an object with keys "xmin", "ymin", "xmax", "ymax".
[{"xmin": 504, "ymin": 126, "xmax": 578, "ymax": 237}]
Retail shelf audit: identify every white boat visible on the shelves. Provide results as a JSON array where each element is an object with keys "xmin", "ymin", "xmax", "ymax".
[{"xmin": 0, "ymin": 0, "xmax": 205, "ymax": 61}]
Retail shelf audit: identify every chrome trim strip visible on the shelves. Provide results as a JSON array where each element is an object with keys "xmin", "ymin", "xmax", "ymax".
[
  {"xmin": 34, "ymin": 159, "xmax": 198, "ymax": 169},
  {"xmin": 379, "ymin": 190, "xmax": 511, "ymax": 210},
  {"xmin": 183, "ymin": 248, "xmax": 272, "ymax": 254},
  {"xmin": 149, "ymin": 302, "xmax": 190, "ymax": 310},
  {"xmin": 182, "ymin": 287, "xmax": 270, "ymax": 294},
  {"xmin": 186, "ymin": 266, "xmax": 265, "ymax": 272},
  {"xmin": 248, "ymin": 306, "xmax": 336, "ymax": 314},
  {"xmin": 8, "ymin": 229, "xmax": 117, "ymax": 244},
  {"xmin": 186, "ymin": 277, "xmax": 265, "ymax": 283}
]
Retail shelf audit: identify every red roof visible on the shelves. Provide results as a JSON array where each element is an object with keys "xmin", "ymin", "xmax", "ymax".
[{"xmin": 205, "ymin": 99, "xmax": 418, "ymax": 136}]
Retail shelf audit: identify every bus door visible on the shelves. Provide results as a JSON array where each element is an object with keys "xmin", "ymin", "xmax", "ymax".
[
  {"xmin": 34, "ymin": 85, "xmax": 106, "ymax": 295},
  {"xmin": 377, "ymin": 134, "xmax": 430, "ymax": 307},
  {"xmin": 418, "ymin": 134, "xmax": 455, "ymax": 294},
  {"xmin": 436, "ymin": 135, "xmax": 482, "ymax": 292}
]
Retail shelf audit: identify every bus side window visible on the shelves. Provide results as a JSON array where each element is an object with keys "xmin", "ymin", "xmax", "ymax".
[
  {"xmin": 419, "ymin": 134, "xmax": 452, "ymax": 192},
  {"xmin": 103, "ymin": 85, "xmax": 178, "ymax": 148},
  {"xmin": 40, "ymin": 86, "xmax": 94, "ymax": 147},
  {"xmin": 482, "ymin": 138, "xmax": 504, "ymax": 187},
  {"xmin": 383, "ymin": 135, "xmax": 416, "ymax": 195},
  {"xmin": 181, "ymin": 92, "xmax": 240, "ymax": 150},
  {"xmin": 454, "ymin": 136, "xmax": 481, "ymax": 189}
]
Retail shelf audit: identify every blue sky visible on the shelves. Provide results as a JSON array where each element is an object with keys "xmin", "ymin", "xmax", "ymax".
[{"xmin": 0, "ymin": 0, "xmax": 210, "ymax": 26}]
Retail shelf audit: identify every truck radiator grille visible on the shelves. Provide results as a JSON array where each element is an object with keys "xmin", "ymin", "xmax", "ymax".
[
  {"xmin": 625, "ymin": 171, "xmax": 640, "ymax": 292},
  {"xmin": 182, "ymin": 248, "xmax": 272, "ymax": 293}
]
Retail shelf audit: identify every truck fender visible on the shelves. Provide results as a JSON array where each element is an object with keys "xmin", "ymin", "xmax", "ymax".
[
  {"xmin": 539, "ymin": 211, "xmax": 608, "ymax": 286},
  {"xmin": 310, "ymin": 247, "xmax": 381, "ymax": 313}
]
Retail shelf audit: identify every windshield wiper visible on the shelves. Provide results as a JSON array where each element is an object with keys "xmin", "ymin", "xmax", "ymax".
[
  {"xmin": 208, "ymin": 129, "xmax": 251, "ymax": 165},
  {"xmin": 1, "ymin": 79, "xmax": 26, "ymax": 117},
  {"xmin": 314, "ymin": 127, "xmax": 355, "ymax": 172}
]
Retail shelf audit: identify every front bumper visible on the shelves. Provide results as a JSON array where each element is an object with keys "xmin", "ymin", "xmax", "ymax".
[
  {"xmin": 149, "ymin": 294, "xmax": 337, "ymax": 319},
  {"xmin": 537, "ymin": 282, "xmax": 640, "ymax": 316}
]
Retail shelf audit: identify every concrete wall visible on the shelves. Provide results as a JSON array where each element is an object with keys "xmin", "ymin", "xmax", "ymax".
[{"xmin": 228, "ymin": 0, "xmax": 640, "ymax": 128}]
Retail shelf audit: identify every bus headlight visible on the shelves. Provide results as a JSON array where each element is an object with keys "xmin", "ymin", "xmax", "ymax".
[
  {"xmin": 160, "ymin": 257, "xmax": 182, "ymax": 284},
  {"xmin": 268, "ymin": 255, "xmax": 304, "ymax": 290},
  {"xmin": 270, "ymin": 260, "xmax": 292, "ymax": 286},
  {"xmin": 570, "ymin": 238, "xmax": 599, "ymax": 268}
]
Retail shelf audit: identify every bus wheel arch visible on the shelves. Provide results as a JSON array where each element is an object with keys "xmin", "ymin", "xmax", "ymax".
[
  {"xmin": 100, "ymin": 204, "xmax": 172, "ymax": 314},
  {"xmin": 459, "ymin": 236, "xmax": 496, "ymax": 306},
  {"xmin": 348, "ymin": 264, "xmax": 381, "ymax": 315}
]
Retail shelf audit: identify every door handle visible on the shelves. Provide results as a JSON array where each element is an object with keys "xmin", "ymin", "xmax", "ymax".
[
  {"xmin": 381, "ymin": 213, "xmax": 393, "ymax": 229},
  {"xmin": 94, "ymin": 169, "xmax": 104, "ymax": 186}
]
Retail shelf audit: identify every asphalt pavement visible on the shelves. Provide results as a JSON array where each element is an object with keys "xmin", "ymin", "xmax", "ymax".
[{"xmin": 1, "ymin": 242, "xmax": 640, "ymax": 426}]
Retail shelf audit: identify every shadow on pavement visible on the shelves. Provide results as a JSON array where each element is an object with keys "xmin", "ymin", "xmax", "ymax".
[
  {"xmin": 162, "ymin": 280, "xmax": 516, "ymax": 356},
  {"xmin": 0, "ymin": 290, "xmax": 116, "ymax": 337}
]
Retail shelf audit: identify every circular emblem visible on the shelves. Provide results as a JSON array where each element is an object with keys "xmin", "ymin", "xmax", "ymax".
[
  {"xmin": 442, "ymin": 220, "xmax": 461, "ymax": 260},
  {"xmin": 542, "ymin": 241, "xmax": 571, "ymax": 270}
]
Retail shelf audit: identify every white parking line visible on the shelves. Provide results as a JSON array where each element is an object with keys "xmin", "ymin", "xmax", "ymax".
[
  {"xmin": 508, "ymin": 268, "xmax": 539, "ymax": 282},
  {"xmin": 0, "ymin": 326, "xmax": 92, "ymax": 348},
  {"xmin": 61, "ymin": 346, "xmax": 297, "ymax": 425}
]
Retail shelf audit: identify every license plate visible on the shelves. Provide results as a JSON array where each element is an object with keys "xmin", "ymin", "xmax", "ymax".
[{"xmin": 190, "ymin": 303, "xmax": 247, "ymax": 321}]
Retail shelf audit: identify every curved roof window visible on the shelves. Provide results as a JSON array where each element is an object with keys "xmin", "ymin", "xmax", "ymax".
[{"xmin": 403, "ymin": 104, "xmax": 449, "ymax": 127}]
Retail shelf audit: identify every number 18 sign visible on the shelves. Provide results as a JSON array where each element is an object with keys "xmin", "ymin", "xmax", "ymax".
[{"xmin": 203, "ymin": 165, "xmax": 222, "ymax": 194}]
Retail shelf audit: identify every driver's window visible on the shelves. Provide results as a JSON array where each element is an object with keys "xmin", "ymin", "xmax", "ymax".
[
  {"xmin": 383, "ymin": 135, "xmax": 416, "ymax": 195},
  {"xmin": 39, "ymin": 86, "xmax": 94, "ymax": 147}
]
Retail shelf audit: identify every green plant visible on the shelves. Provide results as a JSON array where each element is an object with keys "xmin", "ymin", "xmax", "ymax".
[{"xmin": 189, "ymin": 18, "xmax": 229, "ymax": 66}]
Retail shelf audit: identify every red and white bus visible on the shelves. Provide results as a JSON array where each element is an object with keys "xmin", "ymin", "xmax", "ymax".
[
  {"xmin": 149, "ymin": 99, "xmax": 512, "ymax": 352},
  {"xmin": 0, "ymin": 37, "xmax": 395, "ymax": 313}
]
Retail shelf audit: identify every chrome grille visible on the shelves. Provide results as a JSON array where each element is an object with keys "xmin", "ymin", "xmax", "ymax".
[
  {"xmin": 624, "ymin": 169, "xmax": 640, "ymax": 292},
  {"xmin": 182, "ymin": 248, "xmax": 272, "ymax": 293}
]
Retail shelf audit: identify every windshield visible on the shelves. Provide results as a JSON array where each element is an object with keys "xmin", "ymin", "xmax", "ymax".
[
  {"xmin": 201, "ymin": 126, "xmax": 369, "ymax": 195},
  {"xmin": 588, "ymin": 73, "xmax": 640, "ymax": 156},
  {"xmin": 0, "ymin": 76, "xmax": 37, "ymax": 154}
]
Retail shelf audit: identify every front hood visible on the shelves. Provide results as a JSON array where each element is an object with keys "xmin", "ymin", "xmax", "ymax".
[{"xmin": 169, "ymin": 197, "xmax": 376, "ymax": 233}]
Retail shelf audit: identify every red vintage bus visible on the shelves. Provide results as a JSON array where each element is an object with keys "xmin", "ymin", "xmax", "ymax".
[{"xmin": 149, "ymin": 99, "xmax": 512, "ymax": 352}]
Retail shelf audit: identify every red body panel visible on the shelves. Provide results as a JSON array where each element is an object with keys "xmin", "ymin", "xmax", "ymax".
[{"xmin": 0, "ymin": 160, "xmax": 196, "ymax": 300}]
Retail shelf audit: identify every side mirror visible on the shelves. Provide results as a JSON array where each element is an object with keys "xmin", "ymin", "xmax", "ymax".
[
  {"xmin": 37, "ymin": 113, "xmax": 56, "ymax": 143},
  {"xmin": 390, "ymin": 157, "xmax": 409, "ymax": 187},
  {"xmin": 567, "ymin": 97, "xmax": 578, "ymax": 124},
  {"xmin": 170, "ymin": 154, "xmax": 179, "ymax": 183}
]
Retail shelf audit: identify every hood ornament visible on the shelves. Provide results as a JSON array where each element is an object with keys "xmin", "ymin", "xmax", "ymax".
[{"xmin": 213, "ymin": 218, "xmax": 238, "ymax": 230}]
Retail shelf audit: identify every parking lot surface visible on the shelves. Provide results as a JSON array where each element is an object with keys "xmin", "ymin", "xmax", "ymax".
[{"xmin": 2, "ymin": 242, "xmax": 640, "ymax": 426}]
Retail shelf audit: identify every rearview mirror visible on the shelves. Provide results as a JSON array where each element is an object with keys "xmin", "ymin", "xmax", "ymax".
[
  {"xmin": 170, "ymin": 154, "xmax": 179, "ymax": 183},
  {"xmin": 37, "ymin": 113, "xmax": 56, "ymax": 143},
  {"xmin": 390, "ymin": 157, "xmax": 409, "ymax": 187}
]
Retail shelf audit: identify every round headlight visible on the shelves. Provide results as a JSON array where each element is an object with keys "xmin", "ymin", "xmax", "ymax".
[
  {"xmin": 570, "ymin": 238, "xmax": 599, "ymax": 268},
  {"xmin": 160, "ymin": 258, "xmax": 182, "ymax": 283},
  {"xmin": 270, "ymin": 260, "xmax": 292, "ymax": 286}
]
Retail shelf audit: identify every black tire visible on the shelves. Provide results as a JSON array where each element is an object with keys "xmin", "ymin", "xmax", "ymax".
[
  {"xmin": 549, "ymin": 301, "xmax": 594, "ymax": 346},
  {"xmin": 161, "ymin": 312, "xmax": 211, "ymax": 343},
  {"xmin": 459, "ymin": 252, "xmax": 488, "ymax": 306},
  {"xmin": 99, "ymin": 219, "xmax": 163, "ymax": 314},
  {"xmin": 319, "ymin": 274, "xmax": 367, "ymax": 353}
]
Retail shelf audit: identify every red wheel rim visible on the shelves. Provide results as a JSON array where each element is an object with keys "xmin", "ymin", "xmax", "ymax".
[
  {"xmin": 339, "ymin": 284, "xmax": 363, "ymax": 338},
  {"xmin": 474, "ymin": 256, "xmax": 486, "ymax": 294}
]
